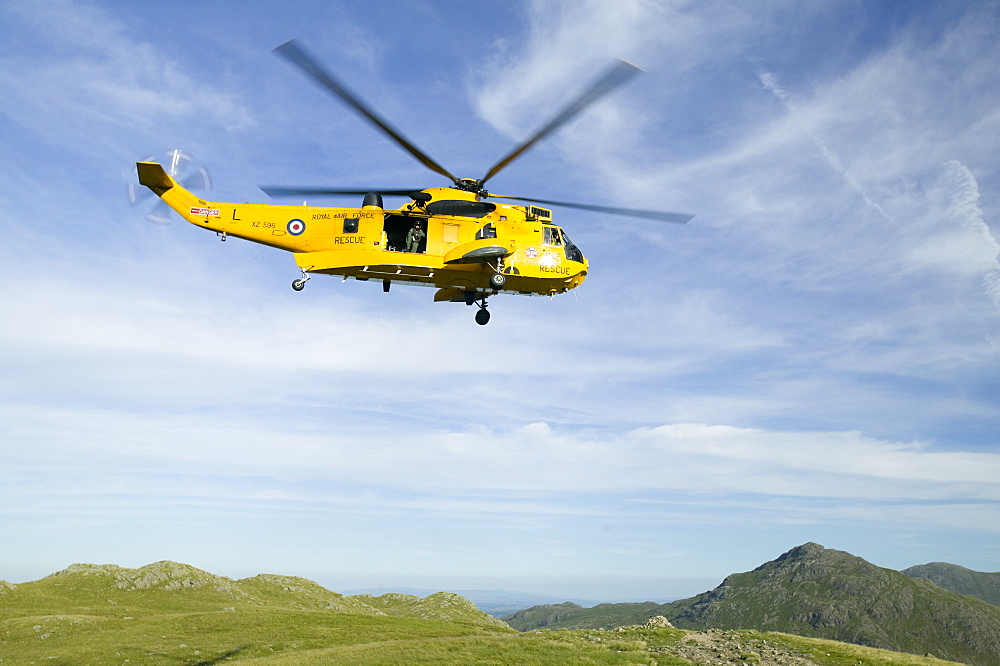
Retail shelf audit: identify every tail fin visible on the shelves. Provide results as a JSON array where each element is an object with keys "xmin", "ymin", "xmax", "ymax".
[{"xmin": 136, "ymin": 162, "xmax": 175, "ymax": 195}]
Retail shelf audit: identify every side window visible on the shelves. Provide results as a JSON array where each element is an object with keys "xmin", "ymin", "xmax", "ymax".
[
  {"xmin": 476, "ymin": 223, "xmax": 497, "ymax": 240},
  {"xmin": 343, "ymin": 218, "xmax": 359, "ymax": 233},
  {"xmin": 543, "ymin": 227, "xmax": 563, "ymax": 246}
]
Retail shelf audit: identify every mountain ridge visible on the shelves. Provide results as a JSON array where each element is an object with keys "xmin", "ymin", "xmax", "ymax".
[
  {"xmin": 12, "ymin": 559, "xmax": 506, "ymax": 627},
  {"xmin": 504, "ymin": 542, "xmax": 1000, "ymax": 666},
  {"xmin": 902, "ymin": 561, "xmax": 1000, "ymax": 607}
]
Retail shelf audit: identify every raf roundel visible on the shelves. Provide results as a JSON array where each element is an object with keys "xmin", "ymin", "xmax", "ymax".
[{"xmin": 287, "ymin": 218, "xmax": 306, "ymax": 236}]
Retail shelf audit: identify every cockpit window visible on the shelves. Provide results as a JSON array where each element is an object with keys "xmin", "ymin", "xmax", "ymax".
[
  {"xmin": 563, "ymin": 231, "xmax": 584, "ymax": 264},
  {"xmin": 543, "ymin": 226, "xmax": 563, "ymax": 246}
]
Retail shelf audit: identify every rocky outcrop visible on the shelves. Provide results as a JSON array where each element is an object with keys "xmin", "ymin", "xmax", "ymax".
[{"xmin": 672, "ymin": 629, "xmax": 816, "ymax": 666}]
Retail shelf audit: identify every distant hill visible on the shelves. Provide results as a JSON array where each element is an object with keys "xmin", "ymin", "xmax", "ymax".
[
  {"xmin": 903, "ymin": 562, "xmax": 1000, "ymax": 607},
  {"xmin": 505, "ymin": 543, "xmax": 1000, "ymax": 666},
  {"xmin": 502, "ymin": 600, "xmax": 662, "ymax": 629},
  {"xmin": 343, "ymin": 586, "xmax": 606, "ymax": 618}
]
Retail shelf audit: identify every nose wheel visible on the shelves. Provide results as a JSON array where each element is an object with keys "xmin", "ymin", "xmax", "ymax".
[{"xmin": 487, "ymin": 259, "xmax": 506, "ymax": 292}]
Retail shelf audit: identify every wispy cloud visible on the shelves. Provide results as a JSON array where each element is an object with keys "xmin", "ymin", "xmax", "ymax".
[
  {"xmin": 0, "ymin": 0, "xmax": 253, "ymax": 154},
  {"xmin": 6, "ymin": 336, "xmax": 1000, "ymax": 502}
]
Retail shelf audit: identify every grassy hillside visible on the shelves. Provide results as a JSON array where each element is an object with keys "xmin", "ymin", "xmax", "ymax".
[
  {"xmin": 903, "ymin": 562, "xmax": 1000, "ymax": 607},
  {"xmin": 0, "ymin": 561, "xmax": 509, "ymax": 664},
  {"xmin": 0, "ymin": 560, "xmax": 970, "ymax": 665},
  {"xmin": 505, "ymin": 543, "xmax": 1000, "ymax": 666}
]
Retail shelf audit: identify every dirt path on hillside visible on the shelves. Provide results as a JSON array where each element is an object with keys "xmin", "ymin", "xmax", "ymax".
[{"xmin": 663, "ymin": 629, "xmax": 818, "ymax": 665}]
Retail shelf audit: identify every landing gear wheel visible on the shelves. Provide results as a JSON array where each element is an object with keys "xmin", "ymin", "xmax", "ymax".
[
  {"xmin": 475, "ymin": 308, "xmax": 491, "ymax": 326},
  {"xmin": 489, "ymin": 272, "xmax": 506, "ymax": 290},
  {"xmin": 292, "ymin": 270, "xmax": 311, "ymax": 291}
]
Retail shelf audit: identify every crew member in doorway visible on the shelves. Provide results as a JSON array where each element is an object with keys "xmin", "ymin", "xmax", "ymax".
[{"xmin": 406, "ymin": 221, "xmax": 426, "ymax": 253}]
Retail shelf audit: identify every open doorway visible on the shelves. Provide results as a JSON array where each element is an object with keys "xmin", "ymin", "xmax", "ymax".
[{"xmin": 383, "ymin": 214, "xmax": 426, "ymax": 253}]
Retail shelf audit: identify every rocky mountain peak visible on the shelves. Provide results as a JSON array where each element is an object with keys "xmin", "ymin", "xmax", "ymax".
[{"xmin": 774, "ymin": 542, "xmax": 827, "ymax": 562}]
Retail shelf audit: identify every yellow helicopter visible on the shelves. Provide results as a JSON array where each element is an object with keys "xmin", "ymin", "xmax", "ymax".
[{"xmin": 137, "ymin": 40, "xmax": 692, "ymax": 324}]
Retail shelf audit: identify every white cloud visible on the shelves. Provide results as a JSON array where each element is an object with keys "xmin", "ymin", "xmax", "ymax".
[
  {"xmin": 7, "ymin": 392, "xmax": 1000, "ymax": 504},
  {"xmin": 474, "ymin": 0, "xmax": 668, "ymax": 136},
  {"xmin": 0, "ymin": 0, "xmax": 253, "ymax": 153}
]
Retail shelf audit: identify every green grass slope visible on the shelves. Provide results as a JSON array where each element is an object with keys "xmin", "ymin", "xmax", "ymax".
[
  {"xmin": 236, "ymin": 626, "xmax": 968, "ymax": 666},
  {"xmin": 505, "ymin": 543, "xmax": 1000, "ymax": 666},
  {"xmin": 903, "ymin": 562, "xmax": 1000, "ymax": 607},
  {"xmin": 0, "ymin": 561, "xmax": 510, "ymax": 664}
]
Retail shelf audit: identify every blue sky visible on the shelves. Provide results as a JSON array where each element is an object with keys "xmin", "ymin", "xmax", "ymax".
[{"xmin": 1, "ymin": 0, "xmax": 999, "ymax": 602}]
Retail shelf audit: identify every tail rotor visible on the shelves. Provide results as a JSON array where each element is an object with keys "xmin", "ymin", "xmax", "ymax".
[{"xmin": 127, "ymin": 149, "xmax": 212, "ymax": 224}]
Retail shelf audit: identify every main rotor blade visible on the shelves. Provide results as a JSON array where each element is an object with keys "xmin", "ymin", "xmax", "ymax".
[
  {"xmin": 261, "ymin": 186, "xmax": 425, "ymax": 197},
  {"xmin": 274, "ymin": 39, "xmax": 456, "ymax": 183},
  {"xmin": 480, "ymin": 60, "xmax": 643, "ymax": 187},
  {"xmin": 488, "ymin": 193, "xmax": 693, "ymax": 224}
]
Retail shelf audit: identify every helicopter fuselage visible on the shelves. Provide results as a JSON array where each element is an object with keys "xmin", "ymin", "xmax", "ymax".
[{"xmin": 140, "ymin": 162, "xmax": 587, "ymax": 303}]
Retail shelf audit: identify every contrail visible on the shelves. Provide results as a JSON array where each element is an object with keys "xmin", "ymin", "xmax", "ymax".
[
  {"xmin": 757, "ymin": 70, "xmax": 893, "ymax": 223},
  {"xmin": 946, "ymin": 160, "xmax": 1000, "ymax": 309}
]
